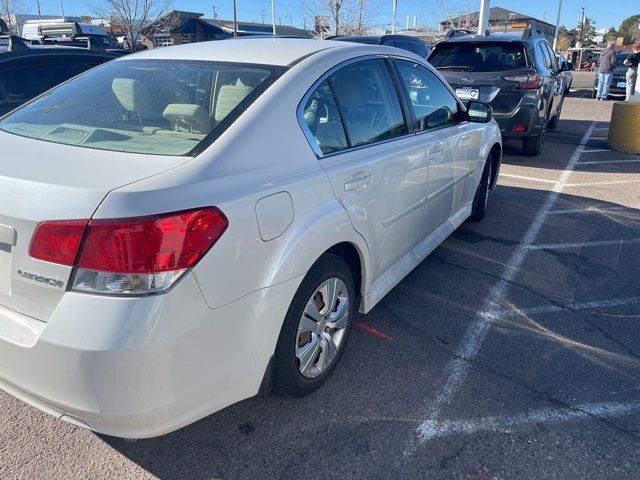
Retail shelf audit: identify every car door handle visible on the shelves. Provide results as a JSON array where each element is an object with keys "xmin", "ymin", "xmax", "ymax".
[{"xmin": 344, "ymin": 173, "xmax": 371, "ymax": 192}]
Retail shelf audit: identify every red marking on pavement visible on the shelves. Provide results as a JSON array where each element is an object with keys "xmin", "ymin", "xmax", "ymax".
[
  {"xmin": 419, "ymin": 372, "xmax": 444, "ymax": 386},
  {"xmin": 354, "ymin": 321, "xmax": 393, "ymax": 340}
]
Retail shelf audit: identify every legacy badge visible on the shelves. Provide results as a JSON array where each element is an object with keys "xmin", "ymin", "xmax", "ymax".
[{"xmin": 17, "ymin": 269, "xmax": 64, "ymax": 288}]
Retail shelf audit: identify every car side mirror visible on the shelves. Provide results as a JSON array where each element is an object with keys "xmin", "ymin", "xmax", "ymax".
[
  {"xmin": 467, "ymin": 101, "xmax": 492, "ymax": 123},
  {"xmin": 566, "ymin": 61, "xmax": 574, "ymax": 71}
]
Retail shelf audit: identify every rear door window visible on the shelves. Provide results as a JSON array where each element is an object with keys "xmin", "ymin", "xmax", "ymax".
[
  {"xmin": 301, "ymin": 80, "xmax": 348, "ymax": 155},
  {"xmin": 429, "ymin": 42, "xmax": 529, "ymax": 72},
  {"xmin": 328, "ymin": 58, "xmax": 407, "ymax": 148},
  {"xmin": 394, "ymin": 60, "xmax": 460, "ymax": 131}
]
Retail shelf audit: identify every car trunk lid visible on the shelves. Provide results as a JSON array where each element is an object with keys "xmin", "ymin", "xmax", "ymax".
[{"xmin": 0, "ymin": 132, "xmax": 189, "ymax": 322}]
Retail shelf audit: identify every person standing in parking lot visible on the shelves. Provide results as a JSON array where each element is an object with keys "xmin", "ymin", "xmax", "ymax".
[
  {"xmin": 624, "ymin": 43, "xmax": 640, "ymax": 102},
  {"xmin": 596, "ymin": 42, "xmax": 617, "ymax": 100}
]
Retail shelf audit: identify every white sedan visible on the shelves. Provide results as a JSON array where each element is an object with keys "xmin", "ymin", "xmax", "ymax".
[{"xmin": 0, "ymin": 38, "xmax": 501, "ymax": 438}]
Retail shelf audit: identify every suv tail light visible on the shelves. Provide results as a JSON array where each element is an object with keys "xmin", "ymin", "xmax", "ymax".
[
  {"xmin": 30, "ymin": 207, "xmax": 228, "ymax": 295},
  {"xmin": 502, "ymin": 73, "xmax": 542, "ymax": 90}
]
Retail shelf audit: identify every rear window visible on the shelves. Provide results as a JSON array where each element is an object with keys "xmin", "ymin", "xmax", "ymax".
[
  {"xmin": 429, "ymin": 42, "xmax": 530, "ymax": 72},
  {"xmin": 0, "ymin": 59, "xmax": 283, "ymax": 156}
]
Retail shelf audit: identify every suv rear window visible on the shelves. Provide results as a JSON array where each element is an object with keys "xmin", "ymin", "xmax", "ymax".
[
  {"xmin": 0, "ymin": 59, "xmax": 283, "ymax": 156},
  {"xmin": 429, "ymin": 42, "xmax": 530, "ymax": 72}
]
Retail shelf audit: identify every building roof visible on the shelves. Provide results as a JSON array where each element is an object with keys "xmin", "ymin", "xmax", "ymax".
[
  {"xmin": 204, "ymin": 19, "xmax": 313, "ymax": 38},
  {"xmin": 118, "ymin": 37, "xmax": 362, "ymax": 65},
  {"xmin": 441, "ymin": 7, "xmax": 553, "ymax": 28}
]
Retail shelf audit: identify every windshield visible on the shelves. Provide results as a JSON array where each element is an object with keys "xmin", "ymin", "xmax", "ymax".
[
  {"xmin": 0, "ymin": 59, "xmax": 282, "ymax": 156},
  {"xmin": 429, "ymin": 42, "xmax": 530, "ymax": 72}
]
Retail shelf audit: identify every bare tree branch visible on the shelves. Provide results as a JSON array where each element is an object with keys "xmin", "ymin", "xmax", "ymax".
[
  {"xmin": 301, "ymin": 0, "xmax": 377, "ymax": 37},
  {"xmin": 1, "ymin": 0, "xmax": 26, "ymax": 35},
  {"xmin": 90, "ymin": 0, "xmax": 176, "ymax": 49}
]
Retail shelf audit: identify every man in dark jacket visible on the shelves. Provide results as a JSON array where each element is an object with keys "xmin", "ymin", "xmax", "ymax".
[{"xmin": 596, "ymin": 42, "xmax": 617, "ymax": 100}]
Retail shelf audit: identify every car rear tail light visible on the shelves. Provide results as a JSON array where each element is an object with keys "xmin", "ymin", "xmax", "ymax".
[
  {"xmin": 30, "ymin": 208, "xmax": 228, "ymax": 295},
  {"xmin": 30, "ymin": 220, "xmax": 89, "ymax": 266},
  {"xmin": 514, "ymin": 125, "xmax": 527, "ymax": 133},
  {"xmin": 502, "ymin": 73, "xmax": 542, "ymax": 90}
]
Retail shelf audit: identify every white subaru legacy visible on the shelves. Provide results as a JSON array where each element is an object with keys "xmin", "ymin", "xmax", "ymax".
[{"xmin": 0, "ymin": 38, "xmax": 501, "ymax": 438}]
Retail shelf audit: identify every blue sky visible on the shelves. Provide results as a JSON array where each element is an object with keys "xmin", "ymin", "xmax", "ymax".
[{"xmin": 35, "ymin": 0, "xmax": 636, "ymax": 31}]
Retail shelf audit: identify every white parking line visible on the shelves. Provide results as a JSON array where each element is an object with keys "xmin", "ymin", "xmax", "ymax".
[
  {"xmin": 564, "ymin": 179, "xmax": 640, "ymax": 187},
  {"xmin": 576, "ymin": 159, "xmax": 640, "ymax": 165},
  {"xmin": 527, "ymin": 239, "xmax": 640, "ymax": 250},
  {"xmin": 548, "ymin": 206, "xmax": 628, "ymax": 215},
  {"xmin": 492, "ymin": 296, "xmax": 640, "ymax": 318},
  {"xmin": 499, "ymin": 173, "xmax": 559, "ymax": 184},
  {"xmin": 403, "ymin": 121, "xmax": 597, "ymax": 457},
  {"xmin": 417, "ymin": 402, "xmax": 640, "ymax": 441},
  {"xmin": 582, "ymin": 149, "xmax": 611, "ymax": 153}
]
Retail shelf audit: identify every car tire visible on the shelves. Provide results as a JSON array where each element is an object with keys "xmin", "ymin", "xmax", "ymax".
[
  {"xmin": 547, "ymin": 112, "xmax": 559, "ymax": 130},
  {"xmin": 273, "ymin": 254, "xmax": 355, "ymax": 398},
  {"xmin": 591, "ymin": 89, "xmax": 597, "ymax": 99},
  {"xmin": 522, "ymin": 129, "xmax": 545, "ymax": 156},
  {"xmin": 468, "ymin": 156, "xmax": 492, "ymax": 222}
]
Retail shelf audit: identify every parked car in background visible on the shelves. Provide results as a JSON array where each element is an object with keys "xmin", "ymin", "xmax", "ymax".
[
  {"xmin": 556, "ymin": 53, "xmax": 573, "ymax": 93},
  {"xmin": 0, "ymin": 35, "xmax": 117, "ymax": 116},
  {"xmin": 328, "ymin": 34, "xmax": 430, "ymax": 58},
  {"xmin": 0, "ymin": 38, "xmax": 501, "ymax": 438},
  {"xmin": 22, "ymin": 20, "xmax": 118, "ymax": 49},
  {"xmin": 591, "ymin": 52, "xmax": 631, "ymax": 99},
  {"xmin": 429, "ymin": 29, "xmax": 566, "ymax": 156}
]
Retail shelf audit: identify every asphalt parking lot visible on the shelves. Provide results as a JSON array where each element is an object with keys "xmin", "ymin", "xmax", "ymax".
[{"xmin": 2, "ymin": 85, "xmax": 640, "ymax": 479}]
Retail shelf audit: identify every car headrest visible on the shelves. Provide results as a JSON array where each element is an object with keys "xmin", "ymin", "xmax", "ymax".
[
  {"xmin": 112, "ymin": 78, "xmax": 154, "ymax": 113},
  {"xmin": 163, "ymin": 104, "xmax": 211, "ymax": 134}
]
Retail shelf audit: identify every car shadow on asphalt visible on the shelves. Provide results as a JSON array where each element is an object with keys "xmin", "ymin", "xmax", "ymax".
[
  {"xmin": 502, "ymin": 119, "xmax": 640, "ymax": 174},
  {"xmin": 101, "ymin": 184, "xmax": 640, "ymax": 480}
]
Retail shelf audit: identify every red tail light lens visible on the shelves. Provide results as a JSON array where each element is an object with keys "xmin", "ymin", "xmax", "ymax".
[
  {"xmin": 29, "ymin": 208, "xmax": 227, "ymax": 295},
  {"xmin": 502, "ymin": 73, "xmax": 542, "ymax": 90},
  {"xmin": 30, "ymin": 220, "xmax": 89, "ymax": 266},
  {"xmin": 77, "ymin": 208, "xmax": 228, "ymax": 273}
]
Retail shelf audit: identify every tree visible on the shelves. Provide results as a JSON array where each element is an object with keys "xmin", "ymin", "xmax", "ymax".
[
  {"xmin": 557, "ymin": 25, "xmax": 576, "ymax": 50},
  {"xmin": 302, "ymin": 0, "xmax": 376, "ymax": 37},
  {"xmin": 0, "ymin": 0, "xmax": 26, "ymax": 35},
  {"xmin": 91, "ymin": 0, "xmax": 176, "ymax": 49},
  {"xmin": 618, "ymin": 14, "xmax": 640, "ymax": 44},
  {"xmin": 603, "ymin": 26, "xmax": 618, "ymax": 45},
  {"xmin": 576, "ymin": 16, "xmax": 596, "ymax": 46}
]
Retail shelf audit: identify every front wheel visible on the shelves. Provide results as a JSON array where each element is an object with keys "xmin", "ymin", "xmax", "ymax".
[
  {"xmin": 468, "ymin": 157, "xmax": 492, "ymax": 222},
  {"xmin": 274, "ymin": 254, "xmax": 355, "ymax": 397}
]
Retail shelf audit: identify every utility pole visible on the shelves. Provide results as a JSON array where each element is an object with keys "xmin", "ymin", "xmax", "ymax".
[
  {"xmin": 260, "ymin": 8, "xmax": 265, "ymax": 24},
  {"xmin": 212, "ymin": 5, "xmax": 218, "ymax": 20},
  {"xmin": 59, "ymin": 0, "xmax": 66, "ymax": 21},
  {"xmin": 271, "ymin": 0, "xmax": 276, "ymax": 35},
  {"xmin": 477, "ymin": 0, "xmax": 490, "ymax": 35},
  {"xmin": 579, "ymin": 7, "xmax": 585, "ymax": 46},
  {"xmin": 552, "ymin": 0, "xmax": 563, "ymax": 51},
  {"xmin": 391, "ymin": 0, "xmax": 397, "ymax": 34},
  {"xmin": 233, "ymin": 0, "xmax": 238, "ymax": 36}
]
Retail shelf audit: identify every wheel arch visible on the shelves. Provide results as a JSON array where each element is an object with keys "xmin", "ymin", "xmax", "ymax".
[{"xmin": 488, "ymin": 142, "xmax": 502, "ymax": 189}]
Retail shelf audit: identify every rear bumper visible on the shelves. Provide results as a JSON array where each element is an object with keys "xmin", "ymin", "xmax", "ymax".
[
  {"xmin": 494, "ymin": 104, "xmax": 543, "ymax": 139},
  {"xmin": 0, "ymin": 273, "xmax": 302, "ymax": 438}
]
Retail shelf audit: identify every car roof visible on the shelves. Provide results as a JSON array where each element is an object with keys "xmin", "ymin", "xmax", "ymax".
[
  {"xmin": 332, "ymin": 34, "xmax": 421, "ymax": 43},
  {"xmin": 0, "ymin": 45, "xmax": 117, "ymax": 62},
  {"xmin": 438, "ymin": 32, "xmax": 537, "ymax": 44},
  {"xmin": 121, "ymin": 38, "xmax": 377, "ymax": 66}
]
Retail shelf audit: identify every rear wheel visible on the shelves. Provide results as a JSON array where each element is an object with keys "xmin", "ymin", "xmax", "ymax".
[
  {"xmin": 523, "ymin": 129, "xmax": 545, "ymax": 156},
  {"xmin": 547, "ymin": 112, "xmax": 559, "ymax": 130},
  {"xmin": 468, "ymin": 157, "xmax": 492, "ymax": 222},
  {"xmin": 274, "ymin": 254, "xmax": 355, "ymax": 397},
  {"xmin": 591, "ymin": 88, "xmax": 597, "ymax": 99}
]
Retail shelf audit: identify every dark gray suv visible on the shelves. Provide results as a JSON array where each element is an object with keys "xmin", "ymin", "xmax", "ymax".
[{"xmin": 429, "ymin": 29, "xmax": 567, "ymax": 156}]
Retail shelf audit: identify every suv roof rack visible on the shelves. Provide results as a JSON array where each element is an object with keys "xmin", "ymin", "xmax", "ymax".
[
  {"xmin": 444, "ymin": 29, "xmax": 473, "ymax": 38},
  {"xmin": 0, "ymin": 34, "xmax": 30, "ymax": 52},
  {"xmin": 41, "ymin": 35, "xmax": 107, "ymax": 52}
]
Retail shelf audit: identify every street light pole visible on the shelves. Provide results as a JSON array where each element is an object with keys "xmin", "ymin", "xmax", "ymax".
[
  {"xmin": 477, "ymin": 0, "xmax": 490, "ymax": 35},
  {"xmin": 579, "ymin": 6, "xmax": 585, "ymax": 46},
  {"xmin": 271, "ymin": 0, "xmax": 276, "ymax": 35},
  {"xmin": 552, "ymin": 0, "xmax": 562, "ymax": 51},
  {"xmin": 391, "ymin": 0, "xmax": 397, "ymax": 34},
  {"xmin": 233, "ymin": 0, "xmax": 238, "ymax": 37}
]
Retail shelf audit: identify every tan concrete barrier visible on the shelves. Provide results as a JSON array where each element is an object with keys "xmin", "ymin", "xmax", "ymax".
[{"xmin": 607, "ymin": 102, "xmax": 640, "ymax": 153}]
